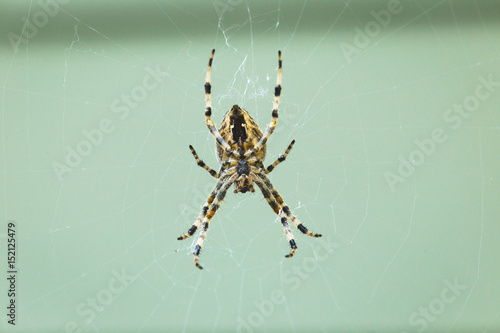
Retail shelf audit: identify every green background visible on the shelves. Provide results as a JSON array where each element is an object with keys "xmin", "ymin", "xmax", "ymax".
[{"xmin": 1, "ymin": 0, "xmax": 500, "ymax": 332}]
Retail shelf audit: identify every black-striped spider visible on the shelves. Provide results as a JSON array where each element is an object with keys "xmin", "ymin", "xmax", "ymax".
[{"xmin": 178, "ymin": 49, "xmax": 322, "ymax": 269}]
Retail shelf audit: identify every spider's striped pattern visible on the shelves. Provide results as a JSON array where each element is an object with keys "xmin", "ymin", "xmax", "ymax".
[{"xmin": 178, "ymin": 49, "xmax": 322, "ymax": 269}]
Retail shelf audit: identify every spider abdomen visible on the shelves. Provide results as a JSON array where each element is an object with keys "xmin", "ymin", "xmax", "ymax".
[{"xmin": 217, "ymin": 105, "xmax": 266, "ymax": 162}]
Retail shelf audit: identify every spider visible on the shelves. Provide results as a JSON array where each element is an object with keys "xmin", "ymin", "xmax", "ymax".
[{"xmin": 178, "ymin": 49, "xmax": 322, "ymax": 269}]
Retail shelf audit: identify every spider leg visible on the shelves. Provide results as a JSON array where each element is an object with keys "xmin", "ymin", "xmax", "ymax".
[
  {"xmin": 177, "ymin": 175, "xmax": 230, "ymax": 240},
  {"xmin": 204, "ymin": 49, "xmax": 239, "ymax": 158},
  {"xmin": 245, "ymin": 50, "xmax": 282, "ymax": 158},
  {"xmin": 258, "ymin": 172, "xmax": 322, "ymax": 238},
  {"xmin": 265, "ymin": 140, "xmax": 295, "ymax": 174},
  {"xmin": 251, "ymin": 175, "xmax": 297, "ymax": 257},
  {"xmin": 193, "ymin": 174, "xmax": 237, "ymax": 269},
  {"xmin": 189, "ymin": 145, "xmax": 219, "ymax": 178},
  {"xmin": 263, "ymin": 174, "xmax": 321, "ymax": 237}
]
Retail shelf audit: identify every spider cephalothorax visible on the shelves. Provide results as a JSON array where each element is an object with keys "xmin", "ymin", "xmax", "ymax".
[
  {"xmin": 178, "ymin": 49, "xmax": 322, "ymax": 269},
  {"xmin": 234, "ymin": 159, "xmax": 254, "ymax": 193}
]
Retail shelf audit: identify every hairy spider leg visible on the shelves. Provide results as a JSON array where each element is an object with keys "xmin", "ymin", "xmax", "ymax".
[
  {"xmin": 256, "ymin": 171, "xmax": 322, "ymax": 238},
  {"xmin": 193, "ymin": 174, "xmax": 238, "ymax": 269},
  {"xmin": 265, "ymin": 140, "xmax": 295, "ymax": 174},
  {"xmin": 189, "ymin": 145, "xmax": 219, "ymax": 178},
  {"xmin": 189, "ymin": 143, "xmax": 241, "ymax": 180},
  {"xmin": 177, "ymin": 161, "xmax": 240, "ymax": 239},
  {"xmin": 246, "ymin": 50, "xmax": 282, "ymax": 157},
  {"xmin": 204, "ymin": 49, "xmax": 239, "ymax": 158},
  {"xmin": 177, "ymin": 173, "xmax": 230, "ymax": 240},
  {"xmin": 246, "ymin": 140, "xmax": 295, "ymax": 174},
  {"xmin": 252, "ymin": 176, "xmax": 297, "ymax": 257}
]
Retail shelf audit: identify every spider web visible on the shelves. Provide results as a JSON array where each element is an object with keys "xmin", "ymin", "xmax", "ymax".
[{"xmin": 1, "ymin": 0, "xmax": 500, "ymax": 332}]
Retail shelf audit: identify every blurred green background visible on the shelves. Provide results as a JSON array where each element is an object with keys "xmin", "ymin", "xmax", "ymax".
[{"xmin": 1, "ymin": 0, "xmax": 499, "ymax": 332}]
